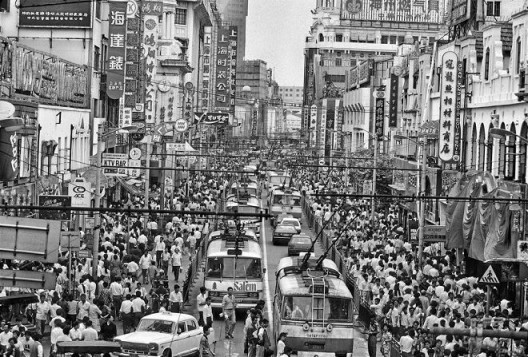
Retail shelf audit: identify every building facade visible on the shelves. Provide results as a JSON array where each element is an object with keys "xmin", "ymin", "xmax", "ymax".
[{"xmin": 215, "ymin": 0, "xmax": 248, "ymax": 63}]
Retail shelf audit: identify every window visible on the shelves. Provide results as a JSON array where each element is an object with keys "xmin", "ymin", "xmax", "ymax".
[
  {"xmin": 319, "ymin": 33, "xmax": 324, "ymax": 42},
  {"xmin": 186, "ymin": 320, "xmax": 197, "ymax": 331},
  {"xmin": 486, "ymin": 1, "xmax": 501, "ymax": 16},
  {"xmin": 484, "ymin": 47, "xmax": 490, "ymax": 80},
  {"xmin": 94, "ymin": 46, "xmax": 101, "ymax": 72},
  {"xmin": 381, "ymin": 36, "xmax": 389, "ymax": 44},
  {"xmin": 516, "ymin": 36, "xmax": 522, "ymax": 74},
  {"xmin": 174, "ymin": 8, "xmax": 187, "ymax": 25},
  {"xmin": 0, "ymin": 0, "xmax": 10, "ymax": 12},
  {"xmin": 336, "ymin": 34, "xmax": 343, "ymax": 42},
  {"xmin": 95, "ymin": 0, "xmax": 101, "ymax": 19},
  {"xmin": 335, "ymin": 58, "xmax": 342, "ymax": 66}
]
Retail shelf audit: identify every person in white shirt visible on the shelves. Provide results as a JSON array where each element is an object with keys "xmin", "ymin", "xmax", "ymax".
[
  {"xmin": 399, "ymin": 329, "xmax": 414, "ymax": 357},
  {"xmin": 35, "ymin": 294, "xmax": 50, "ymax": 337},
  {"xmin": 110, "ymin": 278, "xmax": 124, "ymax": 318},
  {"xmin": 196, "ymin": 287, "xmax": 208, "ymax": 326},
  {"xmin": 138, "ymin": 252, "xmax": 152, "ymax": 284},
  {"xmin": 131, "ymin": 292, "xmax": 146, "ymax": 328},
  {"xmin": 82, "ymin": 320, "xmax": 98, "ymax": 341},
  {"xmin": 169, "ymin": 285, "xmax": 183, "ymax": 313},
  {"xmin": 155, "ymin": 236, "xmax": 165, "ymax": 268},
  {"xmin": 76, "ymin": 294, "xmax": 91, "ymax": 321},
  {"xmin": 0, "ymin": 324, "xmax": 12, "ymax": 354},
  {"xmin": 203, "ymin": 297, "xmax": 213, "ymax": 328}
]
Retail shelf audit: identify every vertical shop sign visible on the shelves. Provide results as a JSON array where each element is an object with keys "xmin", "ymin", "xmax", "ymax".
[
  {"xmin": 107, "ymin": 1, "xmax": 127, "ymax": 100},
  {"xmin": 454, "ymin": 60, "xmax": 463, "ymax": 163},
  {"xmin": 215, "ymin": 27, "xmax": 230, "ymax": 112},
  {"xmin": 389, "ymin": 74, "xmax": 399, "ymax": 127},
  {"xmin": 309, "ymin": 105, "xmax": 317, "ymax": 148},
  {"xmin": 201, "ymin": 27, "xmax": 212, "ymax": 111},
  {"xmin": 251, "ymin": 107, "xmax": 258, "ymax": 137},
  {"xmin": 374, "ymin": 88, "xmax": 385, "ymax": 141},
  {"xmin": 439, "ymin": 51, "xmax": 458, "ymax": 162},
  {"xmin": 325, "ymin": 99, "xmax": 335, "ymax": 158},
  {"xmin": 142, "ymin": 2, "xmax": 162, "ymax": 124},
  {"xmin": 228, "ymin": 26, "xmax": 238, "ymax": 112},
  {"xmin": 320, "ymin": 102, "xmax": 327, "ymax": 155}
]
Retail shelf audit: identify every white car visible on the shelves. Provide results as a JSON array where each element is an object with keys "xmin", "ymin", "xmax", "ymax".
[
  {"xmin": 115, "ymin": 312, "xmax": 202, "ymax": 357},
  {"xmin": 278, "ymin": 216, "xmax": 302, "ymax": 233}
]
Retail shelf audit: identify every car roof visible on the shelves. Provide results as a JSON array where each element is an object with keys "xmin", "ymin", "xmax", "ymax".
[
  {"xmin": 290, "ymin": 236, "xmax": 311, "ymax": 242},
  {"xmin": 141, "ymin": 312, "xmax": 196, "ymax": 323}
]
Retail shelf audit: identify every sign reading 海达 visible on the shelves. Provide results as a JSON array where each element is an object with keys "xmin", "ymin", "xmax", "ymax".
[
  {"xmin": 18, "ymin": 0, "xmax": 92, "ymax": 28},
  {"xmin": 107, "ymin": 1, "xmax": 127, "ymax": 100}
]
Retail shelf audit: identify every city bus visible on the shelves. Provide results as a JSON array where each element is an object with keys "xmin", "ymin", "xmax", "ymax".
[
  {"xmin": 273, "ymin": 256, "xmax": 354, "ymax": 357},
  {"xmin": 224, "ymin": 197, "xmax": 262, "ymax": 237},
  {"xmin": 204, "ymin": 230, "xmax": 264, "ymax": 309},
  {"xmin": 227, "ymin": 181, "xmax": 259, "ymax": 202},
  {"xmin": 266, "ymin": 170, "xmax": 291, "ymax": 190},
  {"xmin": 268, "ymin": 187, "xmax": 302, "ymax": 225}
]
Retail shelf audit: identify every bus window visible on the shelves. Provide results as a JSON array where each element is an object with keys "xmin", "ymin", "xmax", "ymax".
[
  {"xmin": 238, "ymin": 206, "xmax": 258, "ymax": 214},
  {"xmin": 272, "ymin": 195, "xmax": 284, "ymax": 205},
  {"xmin": 213, "ymin": 258, "xmax": 262, "ymax": 279},
  {"xmin": 207, "ymin": 258, "xmax": 222, "ymax": 278},
  {"xmin": 282, "ymin": 296, "xmax": 350, "ymax": 321},
  {"xmin": 289, "ymin": 196, "xmax": 301, "ymax": 207}
]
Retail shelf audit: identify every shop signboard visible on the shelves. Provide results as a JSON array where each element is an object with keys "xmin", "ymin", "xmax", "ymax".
[
  {"xmin": 68, "ymin": 177, "xmax": 92, "ymax": 208},
  {"xmin": 38, "ymin": 195, "xmax": 71, "ymax": 221},
  {"xmin": 214, "ymin": 26, "xmax": 231, "ymax": 112},
  {"xmin": 439, "ymin": 51, "xmax": 459, "ymax": 162},
  {"xmin": 0, "ymin": 216, "xmax": 61, "ymax": 263},
  {"xmin": 228, "ymin": 26, "xmax": 238, "ymax": 112},
  {"xmin": 341, "ymin": 0, "xmax": 445, "ymax": 24},
  {"xmin": 107, "ymin": 1, "xmax": 127, "ymax": 100},
  {"xmin": 0, "ymin": 127, "xmax": 19, "ymax": 181},
  {"xmin": 18, "ymin": 0, "xmax": 92, "ymax": 28},
  {"xmin": 102, "ymin": 153, "xmax": 128, "ymax": 177},
  {"xmin": 194, "ymin": 112, "xmax": 229, "ymax": 125},
  {"xmin": 358, "ymin": 60, "xmax": 370, "ymax": 86},
  {"xmin": 389, "ymin": 74, "xmax": 399, "ymax": 127},
  {"xmin": 374, "ymin": 89, "xmax": 385, "ymax": 141},
  {"xmin": 423, "ymin": 225, "xmax": 446, "ymax": 242},
  {"xmin": 200, "ymin": 27, "xmax": 212, "ymax": 111}
]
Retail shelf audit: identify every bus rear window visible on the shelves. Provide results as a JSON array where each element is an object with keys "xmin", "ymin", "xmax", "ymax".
[{"xmin": 282, "ymin": 296, "xmax": 350, "ymax": 321}]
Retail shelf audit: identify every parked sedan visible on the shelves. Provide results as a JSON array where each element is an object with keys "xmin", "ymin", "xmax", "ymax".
[{"xmin": 288, "ymin": 234, "xmax": 313, "ymax": 256}]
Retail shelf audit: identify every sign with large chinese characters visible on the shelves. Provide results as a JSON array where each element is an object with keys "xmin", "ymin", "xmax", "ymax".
[
  {"xmin": 107, "ymin": 1, "xmax": 127, "ymax": 100},
  {"xmin": 374, "ymin": 89, "xmax": 385, "ymax": 141},
  {"xmin": 251, "ymin": 108, "xmax": 258, "ymax": 137},
  {"xmin": 439, "ymin": 51, "xmax": 459, "ymax": 162},
  {"xmin": 309, "ymin": 105, "xmax": 317, "ymax": 148},
  {"xmin": 389, "ymin": 74, "xmax": 399, "ymax": 127},
  {"xmin": 38, "ymin": 195, "xmax": 71, "ymax": 221},
  {"xmin": 215, "ymin": 27, "xmax": 231, "ymax": 112},
  {"xmin": 200, "ymin": 27, "xmax": 212, "ymax": 111},
  {"xmin": 18, "ymin": 0, "xmax": 92, "ymax": 28},
  {"xmin": 341, "ymin": 0, "xmax": 445, "ymax": 24},
  {"xmin": 142, "ymin": 2, "xmax": 162, "ymax": 124},
  {"xmin": 228, "ymin": 26, "xmax": 238, "ymax": 112}
]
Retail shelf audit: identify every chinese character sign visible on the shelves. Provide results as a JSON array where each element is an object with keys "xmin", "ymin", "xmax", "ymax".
[
  {"xmin": 310, "ymin": 105, "xmax": 317, "ymax": 148},
  {"xmin": 454, "ymin": 60, "xmax": 463, "ymax": 162},
  {"xmin": 229, "ymin": 26, "xmax": 238, "ymax": 112},
  {"xmin": 439, "ymin": 51, "xmax": 459, "ymax": 162},
  {"xmin": 19, "ymin": 0, "xmax": 92, "ymax": 28},
  {"xmin": 374, "ymin": 90, "xmax": 385, "ymax": 141},
  {"xmin": 215, "ymin": 27, "xmax": 231, "ymax": 112},
  {"xmin": 200, "ymin": 27, "xmax": 212, "ymax": 111},
  {"xmin": 143, "ymin": 10, "xmax": 161, "ymax": 124},
  {"xmin": 107, "ymin": 1, "xmax": 127, "ymax": 100},
  {"xmin": 389, "ymin": 74, "xmax": 399, "ymax": 127}
]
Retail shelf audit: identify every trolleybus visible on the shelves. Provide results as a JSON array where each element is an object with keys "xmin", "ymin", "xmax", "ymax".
[{"xmin": 273, "ymin": 256, "xmax": 354, "ymax": 357}]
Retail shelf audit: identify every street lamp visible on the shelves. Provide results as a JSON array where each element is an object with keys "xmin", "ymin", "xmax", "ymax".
[
  {"xmin": 394, "ymin": 133, "xmax": 427, "ymax": 265},
  {"xmin": 93, "ymin": 124, "xmax": 138, "ymax": 279}
]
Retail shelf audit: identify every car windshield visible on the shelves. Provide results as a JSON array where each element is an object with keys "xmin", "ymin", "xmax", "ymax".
[
  {"xmin": 282, "ymin": 296, "xmax": 350, "ymax": 321},
  {"xmin": 137, "ymin": 319, "xmax": 175, "ymax": 334},
  {"xmin": 282, "ymin": 220, "xmax": 298, "ymax": 226},
  {"xmin": 206, "ymin": 258, "xmax": 262, "ymax": 279}
]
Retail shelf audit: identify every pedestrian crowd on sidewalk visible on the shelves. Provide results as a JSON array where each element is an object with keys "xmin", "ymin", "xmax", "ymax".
[{"xmin": 298, "ymin": 172, "xmax": 528, "ymax": 357}]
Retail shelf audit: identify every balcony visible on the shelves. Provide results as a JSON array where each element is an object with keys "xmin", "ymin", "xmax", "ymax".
[{"xmin": 159, "ymin": 55, "xmax": 193, "ymax": 73}]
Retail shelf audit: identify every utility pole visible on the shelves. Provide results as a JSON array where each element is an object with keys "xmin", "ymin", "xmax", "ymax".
[{"xmin": 92, "ymin": 129, "xmax": 103, "ymax": 279}]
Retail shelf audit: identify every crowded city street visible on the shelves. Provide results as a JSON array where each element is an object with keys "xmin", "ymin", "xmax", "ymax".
[{"xmin": 2, "ymin": 0, "xmax": 528, "ymax": 356}]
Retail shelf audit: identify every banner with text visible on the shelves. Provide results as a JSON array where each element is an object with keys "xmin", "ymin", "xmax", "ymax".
[{"xmin": 107, "ymin": 1, "xmax": 127, "ymax": 100}]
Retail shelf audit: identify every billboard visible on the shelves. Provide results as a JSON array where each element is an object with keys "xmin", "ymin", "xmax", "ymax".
[
  {"xmin": 0, "ymin": 216, "xmax": 61, "ymax": 263},
  {"xmin": 107, "ymin": 1, "xmax": 127, "ymax": 100},
  {"xmin": 228, "ymin": 26, "xmax": 238, "ymax": 112},
  {"xmin": 388, "ymin": 74, "xmax": 399, "ymax": 127},
  {"xmin": 18, "ymin": 0, "xmax": 92, "ymax": 28},
  {"xmin": 38, "ymin": 195, "xmax": 72, "ymax": 220},
  {"xmin": 439, "ymin": 51, "xmax": 459, "ymax": 162},
  {"xmin": 0, "ymin": 128, "xmax": 19, "ymax": 181},
  {"xmin": 68, "ymin": 177, "xmax": 92, "ymax": 208},
  {"xmin": 374, "ymin": 89, "xmax": 385, "ymax": 141},
  {"xmin": 341, "ymin": 0, "xmax": 445, "ymax": 24},
  {"xmin": 142, "ymin": 2, "xmax": 163, "ymax": 124},
  {"xmin": 200, "ymin": 27, "xmax": 213, "ymax": 111}
]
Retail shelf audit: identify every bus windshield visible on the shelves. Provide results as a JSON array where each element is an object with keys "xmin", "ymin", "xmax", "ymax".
[
  {"xmin": 270, "ymin": 176, "xmax": 290, "ymax": 186},
  {"xmin": 207, "ymin": 258, "xmax": 262, "ymax": 279},
  {"xmin": 238, "ymin": 205, "xmax": 259, "ymax": 214},
  {"xmin": 282, "ymin": 296, "xmax": 350, "ymax": 321},
  {"xmin": 272, "ymin": 194, "xmax": 301, "ymax": 206}
]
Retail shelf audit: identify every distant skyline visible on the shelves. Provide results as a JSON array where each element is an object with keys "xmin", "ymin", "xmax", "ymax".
[{"xmin": 245, "ymin": 0, "xmax": 313, "ymax": 87}]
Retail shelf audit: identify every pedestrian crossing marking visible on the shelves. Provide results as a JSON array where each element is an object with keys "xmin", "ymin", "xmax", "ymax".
[{"xmin": 479, "ymin": 265, "xmax": 500, "ymax": 284}]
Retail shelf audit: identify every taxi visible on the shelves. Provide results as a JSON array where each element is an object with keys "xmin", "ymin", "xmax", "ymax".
[{"xmin": 114, "ymin": 312, "xmax": 202, "ymax": 357}]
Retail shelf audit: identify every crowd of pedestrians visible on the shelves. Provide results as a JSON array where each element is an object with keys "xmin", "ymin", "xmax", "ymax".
[{"xmin": 298, "ymin": 170, "xmax": 527, "ymax": 357}]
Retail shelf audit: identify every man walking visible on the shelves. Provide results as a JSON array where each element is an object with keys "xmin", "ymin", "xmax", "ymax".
[
  {"xmin": 169, "ymin": 285, "xmax": 183, "ymax": 313},
  {"xmin": 197, "ymin": 287, "xmax": 207, "ymax": 326},
  {"xmin": 171, "ymin": 248, "xmax": 183, "ymax": 282},
  {"xmin": 120, "ymin": 294, "xmax": 134, "ymax": 334},
  {"xmin": 222, "ymin": 287, "xmax": 237, "ymax": 339}
]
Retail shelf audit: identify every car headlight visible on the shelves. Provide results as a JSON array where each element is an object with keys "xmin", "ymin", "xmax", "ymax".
[{"xmin": 148, "ymin": 343, "xmax": 159, "ymax": 354}]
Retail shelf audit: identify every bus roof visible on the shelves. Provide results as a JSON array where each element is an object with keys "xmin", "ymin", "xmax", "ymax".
[
  {"xmin": 230, "ymin": 181, "xmax": 258, "ymax": 189},
  {"xmin": 276, "ymin": 257, "xmax": 341, "ymax": 277},
  {"xmin": 206, "ymin": 238, "xmax": 262, "ymax": 259},
  {"xmin": 277, "ymin": 274, "xmax": 352, "ymax": 299},
  {"xmin": 225, "ymin": 197, "xmax": 260, "ymax": 208}
]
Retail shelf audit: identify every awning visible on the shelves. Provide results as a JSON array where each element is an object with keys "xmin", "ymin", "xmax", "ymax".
[
  {"xmin": 117, "ymin": 177, "xmax": 144, "ymax": 196},
  {"xmin": 389, "ymin": 183, "xmax": 407, "ymax": 191},
  {"xmin": 344, "ymin": 103, "xmax": 364, "ymax": 112}
]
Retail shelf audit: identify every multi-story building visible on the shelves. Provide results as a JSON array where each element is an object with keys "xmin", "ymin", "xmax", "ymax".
[
  {"xmin": 279, "ymin": 86, "xmax": 304, "ymax": 105},
  {"xmin": 215, "ymin": 0, "xmax": 248, "ymax": 63},
  {"xmin": 302, "ymin": 0, "xmax": 447, "ymax": 137}
]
